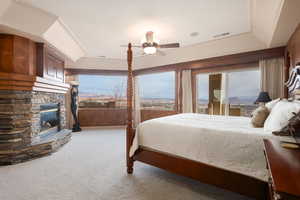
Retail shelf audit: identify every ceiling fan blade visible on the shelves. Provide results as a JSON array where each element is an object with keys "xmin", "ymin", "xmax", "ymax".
[
  {"xmin": 120, "ymin": 45, "xmax": 142, "ymax": 48},
  {"xmin": 158, "ymin": 43, "xmax": 180, "ymax": 48},
  {"xmin": 157, "ymin": 50, "xmax": 166, "ymax": 56}
]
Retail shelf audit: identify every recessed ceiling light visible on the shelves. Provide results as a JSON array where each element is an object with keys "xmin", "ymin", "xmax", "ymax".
[
  {"xmin": 190, "ymin": 32, "xmax": 199, "ymax": 37},
  {"xmin": 213, "ymin": 32, "xmax": 230, "ymax": 38}
]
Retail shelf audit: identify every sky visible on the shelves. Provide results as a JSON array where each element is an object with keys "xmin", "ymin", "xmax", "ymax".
[
  {"xmin": 138, "ymin": 71, "xmax": 175, "ymax": 99},
  {"xmin": 79, "ymin": 72, "xmax": 175, "ymax": 99},
  {"xmin": 79, "ymin": 75, "xmax": 127, "ymax": 96},
  {"xmin": 79, "ymin": 69, "xmax": 260, "ymax": 100}
]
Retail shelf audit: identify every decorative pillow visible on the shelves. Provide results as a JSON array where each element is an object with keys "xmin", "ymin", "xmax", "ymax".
[
  {"xmin": 273, "ymin": 111, "xmax": 300, "ymax": 136},
  {"xmin": 251, "ymin": 106, "xmax": 269, "ymax": 127},
  {"xmin": 264, "ymin": 100, "xmax": 300, "ymax": 132},
  {"xmin": 265, "ymin": 98, "xmax": 282, "ymax": 111}
]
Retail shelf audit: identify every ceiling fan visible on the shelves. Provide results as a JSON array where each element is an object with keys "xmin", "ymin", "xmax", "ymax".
[{"xmin": 121, "ymin": 31, "xmax": 180, "ymax": 56}]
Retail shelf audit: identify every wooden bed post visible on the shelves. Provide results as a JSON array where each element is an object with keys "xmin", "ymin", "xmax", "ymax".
[{"xmin": 126, "ymin": 43, "xmax": 134, "ymax": 174}]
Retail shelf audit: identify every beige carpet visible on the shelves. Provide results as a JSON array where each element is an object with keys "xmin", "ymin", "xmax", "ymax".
[{"xmin": 0, "ymin": 128, "xmax": 252, "ymax": 200}]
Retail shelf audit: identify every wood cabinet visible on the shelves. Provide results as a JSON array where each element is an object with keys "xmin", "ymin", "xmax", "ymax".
[
  {"xmin": 263, "ymin": 139, "xmax": 300, "ymax": 200},
  {"xmin": 0, "ymin": 34, "xmax": 68, "ymax": 92},
  {"xmin": 0, "ymin": 34, "xmax": 36, "ymax": 76},
  {"xmin": 37, "ymin": 43, "xmax": 65, "ymax": 82}
]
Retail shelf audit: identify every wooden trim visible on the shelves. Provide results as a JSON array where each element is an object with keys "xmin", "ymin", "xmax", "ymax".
[
  {"xmin": 191, "ymin": 61, "xmax": 259, "ymax": 74},
  {"xmin": 133, "ymin": 47, "xmax": 285, "ymax": 75},
  {"xmin": 133, "ymin": 66, "xmax": 176, "ymax": 76},
  {"xmin": 0, "ymin": 72, "xmax": 35, "ymax": 82},
  {"xmin": 0, "ymin": 72, "xmax": 69, "ymax": 93},
  {"xmin": 66, "ymin": 68, "xmax": 128, "ymax": 76},
  {"xmin": 0, "ymin": 80, "xmax": 33, "ymax": 87},
  {"xmin": 0, "ymin": 85, "xmax": 32, "ymax": 91},
  {"xmin": 36, "ymin": 43, "xmax": 46, "ymax": 78},
  {"xmin": 133, "ymin": 147, "xmax": 268, "ymax": 199}
]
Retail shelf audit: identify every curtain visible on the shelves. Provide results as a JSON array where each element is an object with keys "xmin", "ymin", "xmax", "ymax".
[
  {"xmin": 65, "ymin": 74, "xmax": 79, "ymax": 129},
  {"xmin": 181, "ymin": 70, "xmax": 193, "ymax": 113},
  {"xmin": 133, "ymin": 76, "xmax": 141, "ymax": 127},
  {"xmin": 176, "ymin": 71, "xmax": 182, "ymax": 112},
  {"xmin": 259, "ymin": 57, "xmax": 285, "ymax": 99},
  {"xmin": 220, "ymin": 72, "xmax": 229, "ymax": 115}
]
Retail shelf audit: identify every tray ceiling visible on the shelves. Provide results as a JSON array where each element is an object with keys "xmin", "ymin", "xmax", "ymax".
[{"xmin": 18, "ymin": 0, "xmax": 251, "ymax": 59}]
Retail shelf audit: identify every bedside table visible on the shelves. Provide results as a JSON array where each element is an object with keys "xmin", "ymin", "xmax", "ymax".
[{"xmin": 263, "ymin": 139, "xmax": 300, "ymax": 200}]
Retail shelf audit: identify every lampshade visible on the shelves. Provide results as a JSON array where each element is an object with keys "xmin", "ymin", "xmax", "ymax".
[
  {"xmin": 144, "ymin": 46, "xmax": 156, "ymax": 54},
  {"xmin": 255, "ymin": 92, "xmax": 272, "ymax": 104}
]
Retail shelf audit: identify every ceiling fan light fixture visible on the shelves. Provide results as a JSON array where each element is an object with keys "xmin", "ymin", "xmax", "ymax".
[{"xmin": 144, "ymin": 46, "xmax": 157, "ymax": 54}]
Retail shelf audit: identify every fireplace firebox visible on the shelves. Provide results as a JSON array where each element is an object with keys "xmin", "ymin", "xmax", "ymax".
[{"xmin": 40, "ymin": 103, "xmax": 61, "ymax": 137}]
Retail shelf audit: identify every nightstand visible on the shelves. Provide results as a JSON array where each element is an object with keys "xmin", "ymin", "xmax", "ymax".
[{"xmin": 263, "ymin": 139, "xmax": 300, "ymax": 200}]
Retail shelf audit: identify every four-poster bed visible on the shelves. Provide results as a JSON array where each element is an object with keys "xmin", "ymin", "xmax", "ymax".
[{"xmin": 125, "ymin": 43, "xmax": 269, "ymax": 199}]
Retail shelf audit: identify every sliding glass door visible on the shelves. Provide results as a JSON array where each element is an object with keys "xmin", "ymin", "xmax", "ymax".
[
  {"xmin": 197, "ymin": 73, "xmax": 223, "ymax": 115},
  {"xmin": 196, "ymin": 68, "xmax": 260, "ymax": 117}
]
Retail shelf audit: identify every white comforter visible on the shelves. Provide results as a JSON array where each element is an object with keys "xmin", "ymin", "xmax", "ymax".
[{"xmin": 130, "ymin": 113, "xmax": 295, "ymax": 181}]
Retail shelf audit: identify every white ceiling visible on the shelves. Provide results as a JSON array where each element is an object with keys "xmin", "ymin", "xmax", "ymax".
[{"xmin": 18, "ymin": 0, "xmax": 251, "ymax": 59}]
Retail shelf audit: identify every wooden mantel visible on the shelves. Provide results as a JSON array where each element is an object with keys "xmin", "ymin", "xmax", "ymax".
[{"xmin": 0, "ymin": 34, "xmax": 69, "ymax": 93}]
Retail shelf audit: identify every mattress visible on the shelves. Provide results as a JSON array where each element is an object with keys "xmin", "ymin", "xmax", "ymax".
[{"xmin": 130, "ymin": 113, "xmax": 295, "ymax": 181}]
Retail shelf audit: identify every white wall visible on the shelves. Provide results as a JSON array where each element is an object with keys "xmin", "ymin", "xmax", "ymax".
[
  {"xmin": 1, "ymin": 1, "xmax": 57, "ymax": 35},
  {"xmin": 0, "ymin": 0, "xmax": 298, "ymax": 70},
  {"xmin": 43, "ymin": 20, "xmax": 86, "ymax": 62},
  {"xmin": 133, "ymin": 33, "xmax": 267, "ymax": 69},
  {"xmin": 0, "ymin": 1, "xmax": 85, "ymax": 61},
  {"xmin": 251, "ymin": 0, "xmax": 284, "ymax": 47},
  {"xmin": 0, "ymin": 0, "xmax": 12, "ymax": 21},
  {"xmin": 66, "ymin": 57, "xmax": 126, "ymax": 70},
  {"xmin": 270, "ymin": 0, "xmax": 300, "ymax": 47}
]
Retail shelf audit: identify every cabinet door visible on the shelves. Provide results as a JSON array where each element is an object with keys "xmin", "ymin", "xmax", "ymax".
[
  {"xmin": 45, "ymin": 54, "xmax": 57, "ymax": 79},
  {"xmin": 44, "ymin": 52, "xmax": 64, "ymax": 82}
]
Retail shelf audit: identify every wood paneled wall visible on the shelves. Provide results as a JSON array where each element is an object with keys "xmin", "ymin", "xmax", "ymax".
[
  {"xmin": 78, "ymin": 108, "xmax": 127, "ymax": 126},
  {"xmin": 286, "ymin": 23, "xmax": 300, "ymax": 67},
  {"xmin": 285, "ymin": 23, "xmax": 300, "ymax": 97},
  {"xmin": 78, "ymin": 109, "xmax": 178, "ymax": 126}
]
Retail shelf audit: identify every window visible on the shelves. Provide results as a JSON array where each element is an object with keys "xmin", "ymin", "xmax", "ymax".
[
  {"xmin": 78, "ymin": 74, "xmax": 127, "ymax": 108},
  {"xmin": 227, "ymin": 69, "xmax": 260, "ymax": 116},
  {"xmin": 197, "ymin": 74, "xmax": 209, "ymax": 114},
  {"xmin": 196, "ymin": 68, "xmax": 260, "ymax": 117},
  {"xmin": 138, "ymin": 71, "xmax": 175, "ymax": 110}
]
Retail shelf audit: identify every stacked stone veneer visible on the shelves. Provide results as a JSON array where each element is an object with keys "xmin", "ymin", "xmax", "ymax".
[{"xmin": 0, "ymin": 90, "xmax": 71, "ymax": 165}]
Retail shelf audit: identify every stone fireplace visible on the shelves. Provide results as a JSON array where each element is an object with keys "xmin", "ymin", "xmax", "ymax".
[
  {"xmin": 0, "ymin": 91, "xmax": 71, "ymax": 165},
  {"xmin": 0, "ymin": 34, "xmax": 72, "ymax": 165}
]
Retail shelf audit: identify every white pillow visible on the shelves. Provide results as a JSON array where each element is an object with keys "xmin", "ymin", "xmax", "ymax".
[
  {"xmin": 265, "ymin": 98, "xmax": 281, "ymax": 111},
  {"xmin": 264, "ymin": 100, "xmax": 300, "ymax": 132}
]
